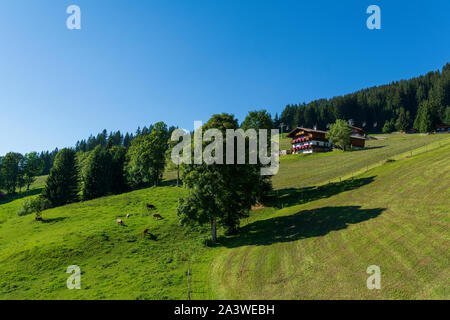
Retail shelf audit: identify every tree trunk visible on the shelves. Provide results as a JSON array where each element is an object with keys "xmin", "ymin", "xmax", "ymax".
[{"xmin": 211, "ymin": 217, "xmax": 217, "ymax": 244}]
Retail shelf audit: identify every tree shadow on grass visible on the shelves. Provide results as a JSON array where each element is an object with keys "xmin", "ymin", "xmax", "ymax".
[
  {"xmin": 41, "ymin": 217, "xmax": 67, "ymax": 224},
  {"xmin": 347, "ymin": 145, "xmax": 385, "ymax": 152},
  {"xmin": 220, "ymin": 206, "xmax": 385, "ymax": 248},
  {"xmin": 159, "ymin": 178, "xmax": 179, "ymax": 187},
  {"xmin": 266, "ymin": 177, "xmax": 376, "ymax": 209},
  {"xmin": 0, "ymin": 188, "xmax": 43, "ymax": 205}
]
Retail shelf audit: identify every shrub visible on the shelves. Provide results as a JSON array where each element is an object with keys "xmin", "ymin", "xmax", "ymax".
[
  {"xmin": 16, "ymin": 196, "xmax": 50, "ymax": 218},
  {"xmin": 17, "ymin": 199, "xmax": 34, "ymax": 216}
]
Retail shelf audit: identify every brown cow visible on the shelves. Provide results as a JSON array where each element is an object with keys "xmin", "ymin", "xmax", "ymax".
[
  {"xmin": 142, "ymin": 228, "xmax": 149, "ymax": 237},
  {"xmin": 146, "ymin": 204, "xmax": 156, "ymax": 210},
  {"xmin": 152, "ymin": 213, "xmax": 163, "ymax": 219}
]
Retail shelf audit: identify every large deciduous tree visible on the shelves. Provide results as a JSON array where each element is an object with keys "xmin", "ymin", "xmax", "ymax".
[
  {"xmin": 326, "ymin": 119, "xmax": 352, "ymax": 151},
  {"xmin": 81, "ymin": 146, "xmax": 112, "ymax": 200},
  {"xmin": 177, "ymin": 113, "xmax": 272, "ymax": 244},
  {"xmin": 125, "ymin": 122, "xmax": 169, "ymax": 188},
  {"xmin": 22, "ymin": 152, "xmax": 44, "ymax": 190},
  {"xmin": 0, "ymin": 153, "xmax": 23, "ymax": 194}
]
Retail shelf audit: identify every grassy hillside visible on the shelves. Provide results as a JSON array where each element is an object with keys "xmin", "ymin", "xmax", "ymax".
[
  {"xmin": 0, "ymin": 186, "xmax": 217, "ymax": 299},
  {"xmin": 208, "ymin": 143, "xmax": 450, "ymax": 299},
  {"xmin": 274, "ymin": 133, "xmax": 450, "ymax": 189},
  {"xmin": 0, "ymin": 133, "xmax": 448, "ymax": 299}
]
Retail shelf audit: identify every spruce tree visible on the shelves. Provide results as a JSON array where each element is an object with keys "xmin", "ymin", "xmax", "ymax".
[
  {"xmin": 395, "ymin": 108, "xmax": 411, "ymax": 132},
  {"xmin": 43, "ymin": 148, "xmax": 79, "ymax": 207},
  {"xmin": 414, "ymin": 101, "xmax": 435, "ymax": 133},
  {"xmin": 108, "ymin": 145, "xmax": 128, "ymax": 194}
]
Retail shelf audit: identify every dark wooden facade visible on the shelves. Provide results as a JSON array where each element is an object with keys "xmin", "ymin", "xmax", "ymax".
[
  {"xmin": 287, "ymin": 126, "xmax": 366, "ymax": 154},
  {"xmin": 287, "ymin": 128, "xmax": 333, "ymax": 154},
  {"xmin": 436, "ymin": 124, "xmax": 450, "ymax": 133}
]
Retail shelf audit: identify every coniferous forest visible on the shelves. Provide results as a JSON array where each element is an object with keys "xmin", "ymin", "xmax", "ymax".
[{"xmin": 274, "ymin": 63, "xmax": 450, "ymax": 134}]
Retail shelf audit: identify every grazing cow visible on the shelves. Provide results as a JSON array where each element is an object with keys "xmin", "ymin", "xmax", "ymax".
[
  {"xmin": 117, "ymin": 219, "xmax": 124, "ymax": 225},
  {"xmin": 146, "ymin": 204, "xmax": 156, "ymax": 210},
  {"xmin": 126, "ymin": 214, "xmax": 131, "ymax": 219},
  {"xmin": 152, "ymin": 213, "xmax": 163, "ymax": 219},
  {"xmin": 142, "ymin": 228, "xmax": 156, "ymax": 240}
]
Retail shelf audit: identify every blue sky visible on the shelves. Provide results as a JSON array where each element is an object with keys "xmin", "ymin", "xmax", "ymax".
[{"xmin": 1, "ymin": 0, "xmax": 449, "ymax": 155}]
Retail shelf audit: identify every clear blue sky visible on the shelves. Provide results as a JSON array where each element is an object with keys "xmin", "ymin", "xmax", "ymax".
[{"xmin": 1, "ymin": 0, "xmax": 449, "ymax": 155}]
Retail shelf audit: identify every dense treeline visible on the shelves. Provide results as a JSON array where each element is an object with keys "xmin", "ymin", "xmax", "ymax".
[
  {"xmin": 74, "ymin": 124, "xmax": 177, "ymax": 153},
  {"xmin": 275, "ymin": 63, "xmax": 450, "ymax": 133},
  {"xmin": 38, "ymin": 122, "xmax": 174, "ymax": 209},
  {"xmin": 0, "ymin": 152, "xmax": 44, "ymax": 194}
]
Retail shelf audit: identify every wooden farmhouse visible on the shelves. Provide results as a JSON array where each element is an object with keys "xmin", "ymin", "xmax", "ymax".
[
  {"xmin": 287, "ymin": 126, "xmax": 366, "ymax": 154},
  {"xmin": 436, "ymin": 124, "xmax": 450, "ymax": 133}
]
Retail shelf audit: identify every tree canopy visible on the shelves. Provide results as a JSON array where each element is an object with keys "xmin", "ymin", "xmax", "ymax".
[
  {"xmin": 43, "ymin": 148, "xmax": 79, "ymax": 207},
  {"xmin": 177, "ymin": 113, "xmax": 273, "ymax": 243},
  {"xmin": 326, "ymin": 120, "xmax": 352, "ymax": 151}
]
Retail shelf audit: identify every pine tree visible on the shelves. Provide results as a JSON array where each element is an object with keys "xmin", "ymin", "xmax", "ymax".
[
  {"xmin": 382, "ymin": 119, "xmax": 395, "ymax": 133},
  {"xmin": 108, "ymin": 145, "xmax": 128, "ymax": 194},
  {"xmin": 395, "ymin": 107, "xmax": 411, "ymax": 132},
  {"xmin": 414, "ymin": 100, "xmax": 435, "ymax": 133},
  {"xmin": 43, "ymin": 149, "xmax": 79, "ymax": 207}
]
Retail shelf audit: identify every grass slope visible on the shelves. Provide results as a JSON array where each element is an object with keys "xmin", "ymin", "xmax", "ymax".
[
  {"xmin": 208, "ymin": 143, "xmax": 450, "ymax": 299},
  {"xmin": 0, "ymin": 133, "xmax": 448, "ymax": 299},
  {"xmin": 274, "ymin": 133, "xmax": 449, "ymax": 189},
  {"xmin": 0, "ymin": 186, "xmax": 220, "ymax": 299}
]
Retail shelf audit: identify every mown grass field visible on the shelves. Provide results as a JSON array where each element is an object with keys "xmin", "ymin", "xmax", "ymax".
[
  {"xmin": 0, "ymin": 133, "xmax": 448, "ymax": 299},
  {"xmin": 207, "ymin": 142, "xmax": 450, "ymax": 299},
  {"xmin": 275, "ymin": 133, "xmax": 450, "ymax": 189}
]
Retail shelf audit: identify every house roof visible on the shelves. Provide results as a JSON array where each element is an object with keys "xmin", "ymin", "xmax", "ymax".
[
  {"xmin": 350, "ymin": 135, "xmax": 366, "ymax": 140},
  {"xmin": 287, "ymin": 127, "xmax": 327, "ymax": 137},
  {"xmin": 287, "ymin": 126, "xmax": 367, "ymax": 139},
  {"xmin": 350, "ymin": 126, "xmax": 367, "ymax": 135}
]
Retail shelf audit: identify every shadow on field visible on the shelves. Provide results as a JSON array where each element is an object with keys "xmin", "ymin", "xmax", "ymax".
[
  {"xmin": 220, "ymin": 206, "xmax": 385, "ymax": 247},
  {"xmin": 347, "ymin": 145, "xmax": 385, "ymax": 152},
  {"xmin": 268, "ymin": 177, "xmax": 375, "ymax": 208},
  {"xmin": 41, "ymin": 217, "xmax": 67, "ymax": 224},
  {"xmin": 0, "ymin": 188, "xmax": 43, "ymax": 205},
  {"xmin": 159, "ymin": 178, "xmax": 179, "ymax": 187}
]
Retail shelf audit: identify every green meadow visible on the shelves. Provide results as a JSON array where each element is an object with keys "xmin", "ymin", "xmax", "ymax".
[{"xmin": 0, "ymin": 133, "xmax": 449, "ymax": 299}]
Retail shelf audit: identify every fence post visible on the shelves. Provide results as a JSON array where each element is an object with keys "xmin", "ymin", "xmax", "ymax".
[{"xmin": 187, "ymin": 264, "xmax": 191, "ymax": 300}]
